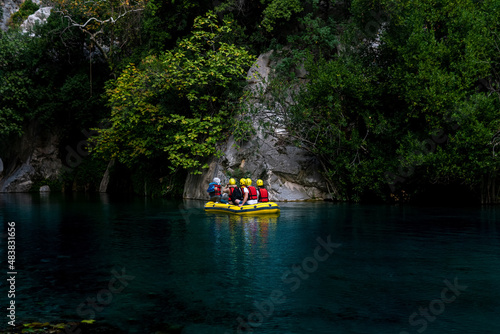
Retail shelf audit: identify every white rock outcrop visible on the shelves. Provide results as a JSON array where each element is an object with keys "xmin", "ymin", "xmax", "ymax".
[
  {"xmin": 1, "ymin": 0, "xmax": 23, "ymax": 31},
  {"xmin": 20, "ymin": 6, "xmax": 51, "ymax": 34},
  {"xmin": 183, "ymin": 52, "xmax": 331, "ymax": 201},
  {"xmin": 39, "ymin": 185, "xmax": 50, "ymax": 192},
  {"xmin": 1, "ymin": 0, "xmax": 51, "ymax": 32}
]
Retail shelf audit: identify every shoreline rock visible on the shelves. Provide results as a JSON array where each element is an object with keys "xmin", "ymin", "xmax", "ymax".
[{"xmin": 183, "ymin": 51, "xmax": 331, "ymax": 201}]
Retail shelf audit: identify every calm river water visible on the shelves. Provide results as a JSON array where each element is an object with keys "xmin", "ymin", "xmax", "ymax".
[{"xmin": 0, "ymin": 193, "xmax": 499, "ymax": 333}]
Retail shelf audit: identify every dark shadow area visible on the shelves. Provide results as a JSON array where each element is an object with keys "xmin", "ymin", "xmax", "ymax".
[{"xmin": 412, "ymin": 184, "xmax": 480, "ymax": 206}]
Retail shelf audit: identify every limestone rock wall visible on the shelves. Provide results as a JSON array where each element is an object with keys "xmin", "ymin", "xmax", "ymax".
[
  {"xmin": 20, "ymin": 6, "xmax": 51, "ymax": 34},
  {"xmin": 1, "ymin": 0, "xmax": 23, "ymax": 31},
  {"xmin": 183, "ymin": 51, "xmax": 331, "ymax": 202},
  {"xmin": 1, "ymin": 0, "xmax": 49, "ymax": 32},
  {"xmin": 0, "ymin": 124, "xmax": 62, "ymax": 192},
  {"xmin": 184, "ymin": 135, "xmax": 330, "ymax": 202}
]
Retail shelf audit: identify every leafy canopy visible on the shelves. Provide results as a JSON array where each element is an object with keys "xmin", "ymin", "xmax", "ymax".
[
  {"xmin": 256, "ymin": 0, "xmax": 500, "ymax": 202},
  {"xmin": 90, "ymin": 12, "xmax": 255, "ymax": 173},
  {"xmin": 49, "ymin": 0, "xmax": 147, "ymax": 69}
]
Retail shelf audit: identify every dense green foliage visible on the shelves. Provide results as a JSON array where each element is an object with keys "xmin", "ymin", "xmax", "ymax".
[
  {"xmin": 0, "ymin": 12, "xmax": 109, "ymax": 189},
  {"xmin": 0, "ymin": 24, "xmax": 107, "ymax": 137},
  {"xmin": 9, "ymin": 0, "xmax": 39, "ymax": 28},
  {"xmin": 89, "ymin": 12, "xmax": 254, "ymax": 174},
  {"xmin": 248, "ymin": 0, "xmax": 500, "ymax": 202},
  {"xmin": 332, "ymin": 0, "xmax": 498, "ymax": 202},
  {"xmin": 1, "ymin": 0, "xmax": 499, "ymax": 201}
]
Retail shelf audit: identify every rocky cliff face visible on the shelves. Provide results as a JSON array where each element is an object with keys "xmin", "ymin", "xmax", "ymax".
[
  {"xmin": 0, "ymin": 0, "xmax": 23, "ymax": 31},
  {"xmin": 0, "ymin": 124, "xmax": 62, "ymax": 192},
  {"xmin": 183, "ymin": 52, "xmax": 331, "ymax": 201},
  {"xmin": 20, "ymin": 6, "xmax": 51, "ymax": 34},
  {"xmin": 1, "ymin": 0, "xmax": 49, "ymax": 32}
]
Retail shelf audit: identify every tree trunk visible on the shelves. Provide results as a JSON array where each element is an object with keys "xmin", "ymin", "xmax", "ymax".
[
  {"xmin": 481, "ymin": 173, "xmax": 499, "ymax": 204},
  {"xmin": 99, "ymin": 159, "xmax": 115, "ymax": 192}
]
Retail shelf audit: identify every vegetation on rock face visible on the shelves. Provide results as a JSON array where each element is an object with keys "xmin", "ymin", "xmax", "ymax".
[
  {"xmin": 1, "ymin": 0, "xmax": 499, "ymax": 202},
  {"xmin": 8, "ymin": 0, "xmax": 39, "ymax": 28}
]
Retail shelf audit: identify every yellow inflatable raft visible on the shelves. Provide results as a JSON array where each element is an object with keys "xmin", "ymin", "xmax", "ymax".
[{"xmin": 204, "ymin": 201, "xmax": 280, "ymax": 215}]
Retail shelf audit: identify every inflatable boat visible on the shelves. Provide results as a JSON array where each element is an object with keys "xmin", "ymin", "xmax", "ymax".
[{"xmin": 204, "ymin": 201, "xmax": 280, "ymax": 215}]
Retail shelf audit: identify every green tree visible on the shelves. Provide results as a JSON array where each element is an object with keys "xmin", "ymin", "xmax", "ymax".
[
  {"xmin": 141, "ymin": 0, "xmax": 213, "ymax": 54},
  {"xmin": 8, "ymin": 0, "xmax": 39, "ymax": 28},
  {"xmin": 260, "ymin": 0, "xmax": 303, "ymax": 32},
  {"xmin": 48, "ymin": 0, "xmax": 146, "ymax": 71},
  {"xmin": 0, "ymin": 32, "xmax": 32, "ymax": 138},
  {"xmin": 90, "ymin": 12, "xmax": 255, "ymax": 174},
  {"xmin": 0, "ymin": 17, "xmax": 109, "ymax": 178},
  {"xmin": 377, "ymin": 0, "xmax": 500, "ymax": 202},
  {"xmin": 257, "ymin": 0, "xmax": 500, "ymax": 202}
]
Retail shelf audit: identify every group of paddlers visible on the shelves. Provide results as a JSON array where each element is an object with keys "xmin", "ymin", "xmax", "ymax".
[{"xmin": 207, "ymin": 177, "xmax": 269, "ymax": 207}]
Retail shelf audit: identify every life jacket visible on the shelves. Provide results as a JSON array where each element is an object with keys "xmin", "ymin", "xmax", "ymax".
[
  {"xmin": 230, "ymin": 187, "xmax": 243, "ymax": 202},
  {"xmin": 258, "ymin": 188, "xmax": 269, "ymax": 202},
  {"xmin": 247, "ymin": 186, "xmax": 258, "ymax": 201},
  {"xmin": 213, "ymin": 184, "xmax": 222, "ymax": 196},
  {"xmin": 208, "ymin": 183, "xmax": 221, "ymax": 196}
]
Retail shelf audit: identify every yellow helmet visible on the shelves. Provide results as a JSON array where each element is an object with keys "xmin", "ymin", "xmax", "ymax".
[
  {"xmin": 246, "ymin": 178, "xmax": 252, "ymax": 186},
  {"xmin": 229, "ymin": 178, "xmax": 236, "ymax": 185},
  {"xmin": 257, "ymin": 179, "xmax": 264, "ymax": 187},
  {"xmin": 239, "ymin": 178, "xmax": 246, "ymax": 186}
]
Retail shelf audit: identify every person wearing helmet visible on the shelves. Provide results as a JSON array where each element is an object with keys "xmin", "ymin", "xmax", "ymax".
[
  {"xmin": 245, "ymin": 178, "xmax": 259, "ymax": 205},
  {"xmin": 234, "ymin": 178, "xmax": 249, "ymax": 207},
  {"xmin": 222, "ymin": 178, "xmax": 238, "ymax": 204},
  {"xmin": 256, "ymin": 179, "xmax": 269, "ymax": 202}
]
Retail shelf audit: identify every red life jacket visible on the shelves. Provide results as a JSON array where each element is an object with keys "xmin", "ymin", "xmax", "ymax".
[
  {"xmin": 214, "ymin": 184, "xmax": 222, "ymax": 196},
  {"xmin": 229, "ymin": 187, "xmax": 235, "ymax": 197},
  {"xmin": 247, "ymin": 186, "xmax": 258, "ymax": 201},
  {"xmin": 258, "ymin": 188, "xmax": 269, "ymax": 202}
]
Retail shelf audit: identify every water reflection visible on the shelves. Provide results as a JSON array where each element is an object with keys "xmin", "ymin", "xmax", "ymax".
[{"xmin": 209, "ymin": 214, "xmax": 280, "ymax": 272}]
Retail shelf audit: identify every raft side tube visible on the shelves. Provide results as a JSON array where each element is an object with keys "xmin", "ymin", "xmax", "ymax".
[{"xmin": 204, "ymin": 201, "xmax": 280, "ymax": 215}]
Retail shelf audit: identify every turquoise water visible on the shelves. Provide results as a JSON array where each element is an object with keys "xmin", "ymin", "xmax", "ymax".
[{"xmin": 0, "ymin": 193, "xmax": 499, "ymax": 333}]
